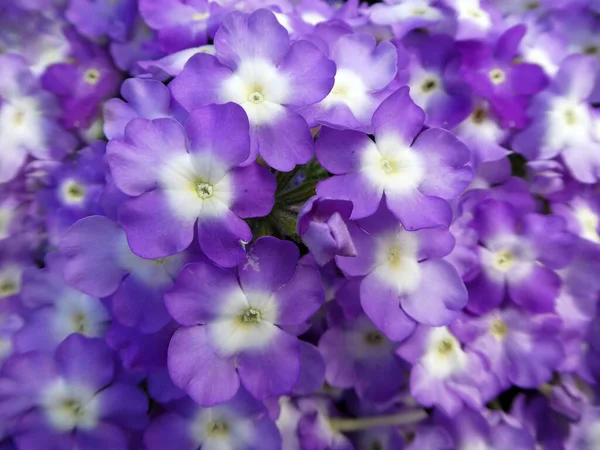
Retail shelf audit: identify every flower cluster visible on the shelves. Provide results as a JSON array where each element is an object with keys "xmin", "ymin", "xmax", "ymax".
[{"xmin": 2, "ymin": 0, "xmax": 600, "ymax": 449}]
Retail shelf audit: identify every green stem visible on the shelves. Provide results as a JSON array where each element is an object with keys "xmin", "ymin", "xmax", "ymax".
[
  {"xmin": 328, "ymin": 410, "xmax": 427, "ymax": 433},
  {"xmin": 276, "ymin": 166, "xmax": 301, "ymax": 194},
  {"xmin": 276, "ymin": 180, "xmax": 318, "ymax": 206}
]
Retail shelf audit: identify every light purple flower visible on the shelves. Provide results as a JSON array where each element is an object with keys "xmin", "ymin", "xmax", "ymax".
[
  {"xmin": 396, "ymin": 325, "xmax": 486, "ymax": 416},
  {"xmin": 15, "ymin": 252, "xmax": 109, "ymax": 353},
  {"xmin": 35, "ymin": 141, "xmax": 106, "ymax": 245},
  {"xmin": 513, "ymin": 54, "xmax": 600, "ymax": 183},
  {"xmin": 370, "ymin": 0, "xmax": 445, "ymax": 38},
  {"xmin": 65, "ymin": 0, "xmax": 137, "ymax": 42},
  {"xmin": 59, "ymin": 215, "xmax": 187, "ymax": 333},
  {"xmin": 298, "ymin": 31, "xmax": 398, "ymax": 132},
  {"xmin": 109, "ymin": 19, "xmax": 165, "ymax": 75},
  {"xmin": 465, "ymin": 199, "xmax": 577, "ymax": 315},
  {"xmin": 336, "ymin": 205, "xmax": 466, "ymax": 340},
  {"xmin": 144, "ymin": 389, "xmax": 281, "ymax": 450},
  {"xmin": 316, "ymin": 87, "xmax": 472, "ymax": 228},
  {"xmin": 139, "ymin": 0, "xmax": 220, "ymax": 53},
  {"xmin": 138, "ymin": 45, "xmax": 216, "ymax": 81},
  {"xmin": 0, "ymin": 54, "xmax": 76, "ymax": 183},
  {"xmin": 166, "ymin": 237, "xmax": 325, "ymax": 405},
  {"xmin": 318, "ymin": 313, "xmax": 408, "ymax": 403},
  {"xmin": 103, "ymin": 77, "xmax": 175, "ymax": 140},
  {"xmin": 397, "ymin": 32, "xmax": 472, "ymax": 129},
  {"xmin": 0, "ymin": 334, "xmax": 148, "ymax": 450},
  {"xmin": 453, "ymin": 308, "xmax": 565, "ymax": 394},
  {"xmin": 106, "ymin": 102, "xmax": 276, "ymax": 266},
  {"xmin": 170, "ymin": 8, "xmax": 335, "ymax": 171}
]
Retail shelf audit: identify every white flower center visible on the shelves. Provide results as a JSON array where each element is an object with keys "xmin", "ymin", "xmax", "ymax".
[
  {"xmin": 493, "ymin": 249, "xmax": 515, "ymax": 271},
  {"xmin": 422, "ymin": 327, "xmax": 467, "ymax": 379},
  {"xmin": 576, "ymin": 207, "xmax": 600, "ymax": 243},
  {"xmin": 420, "ymin": 78, "xmax": 438, "ymax": 93},
  {"xmin": 0, "ymin": 266, "xmax": 21, "ymax": 299},
  {"xmin": 490, "ymin": 318, "xmax": 508, "ymax": 339},
  {"xmin": 241, "ymin": 307, "xmax": 262, "ymax": 324},
  {"xmin": 248, "ymin": 91, "xmax": 264, "ymax": 104},
  {"xmin": 61, "ymin": 180, "xmax": 86, "ymax": 205},
  {"xmin": 207, "ymin": 420, "xmax": 230, "ymax": 437},
  {"xmin": 195, "ymin": 182, "xmax": 214, "ymax": 199},
  {"xmin": 192, "ymin": 12, "xmax": 209, "ymax": 21},
  {"xmin": 489, "ymin": 68, "xmax": 506, "ymax": 84},
  {"xmin": 42, "ymin": 381, "xmax": 99, "ymax": 432},
  {"xmin": 83, "ymin": 68, "xmax": 100, "ymax": 85}
]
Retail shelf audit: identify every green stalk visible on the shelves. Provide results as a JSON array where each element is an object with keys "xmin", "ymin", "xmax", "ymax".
[{"xmin": 328, "ymin": 410, "xmax": 427, "ymax": 433}]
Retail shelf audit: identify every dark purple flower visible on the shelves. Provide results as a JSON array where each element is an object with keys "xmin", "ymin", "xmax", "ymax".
[
  {"xmin": 298, "ymin": 197, "xmax": 356, "ymax": 266},
  {"xmin": 459, "ymin": 24, "xmax": 548, "ymax": 129},
  {"xmin": 41, "ymin": 29, "xmax": 123, "ymax": 130}
]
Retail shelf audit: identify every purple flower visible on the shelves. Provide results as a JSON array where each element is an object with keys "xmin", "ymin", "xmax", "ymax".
[
  {"xmin": 459, "ymin": 24, "xmax": 548, "ymax": 129},
  {"xmin": 447, "ymin": 0, "xmax": 499, "ymax": 41},
  {"xmin": 513, "ymin": 54, "xmax": 600, "ymax": 183},
  {"xmin": 139, "ymin": 0, "xmax": 218, "ymax": 53},
  {"xmin": 109, "ymin": 19, "xmax": 166, "ymax": 75},
  {"xmin": 318, "ymin": 313, "xmax": 408, "ymax": 403},
  {"xmin": 65, "ymin": 0, "xmax": 137, "ymax": 42},
  {"xmin": 452, "ymin": 99, "xmax": 509, "ymax": 166},
  {"xmin": 370, "ymin": 0, "xmax": 445, "ymax": 38},
  {"xmin": 465, "ymin": 199, "xmax": 577, "ymax": 315},
  {"xmin": 59, "ymin": 215, "xmax": 187, "ymax": 333},
  {"xmin": 397, "ymin": 32, "xmax": 472, "ymax": 129},
  {"xmin": 103, "ymin": 77, "xmax": 175, "ymax": 140},
  {"xmin": 144, "ymin": 390, "xmax": 281, "ymax": 450},
  {"xmin": 453, "ymin": 308, "xmax": 565, "ymax": 393},
  {"xmin": 15, "ymin": 252, "xmax": 109, "ymax": 353},
  {"xmin": 170, "ymin": 9, "xmax": 335, "ymax": 171},
  {"xmin": 0, "ymin": 54, "xmax": 76, "ymax": 183},
  {"xmin": 138, "ymin": 45, "xmax": 216, "ymax": 81},
  {"xmin": 35, "ymin": 141, "xmax": 106, "ymax": 245},
  {"xmin": 298, "ymin": 31, "xmax": 398, "ymax": 132},
  {"xmin": 565, "ymin": 405, "xmax": 600, "ymax": 449},
  {"xmin": 41, "ymin": 29, "xmax": 123, "ymax": 130},
  {"xmin": 297, "ymin": 197, "xmax": 356, "ymax": 266},
  {"xmin": 316, "ymin": 87, "xmax": 472, "ymax": 228},
  {"xmin": 166, "ymin": 237, "xmax": 325, "ymax": 405},
  {"xmin": 0, "ymin": 334, "xmax": 148, "ymax": 450},
  {"xmin": 106, "ymin": 102, "xmax": 276, "ymax": 266},
  {"xmin": 336, "ymin": 205, "xmax": 467, "ymax": 340},
  {"xmin": 396, "ymin": 325, "xmax": 486, "ymax": 416},
  {"xmin": 553, "ymin": 187, "xmax": 600, "ymax": 244},
  {"xmin": 428, "ymin": 407, "xmax": 536, "ymax": 450}
]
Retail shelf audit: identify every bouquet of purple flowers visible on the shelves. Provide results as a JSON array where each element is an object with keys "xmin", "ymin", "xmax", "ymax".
[{"xmin": 1, "ymin": 0, "xmax": 600, "ymax": 448}]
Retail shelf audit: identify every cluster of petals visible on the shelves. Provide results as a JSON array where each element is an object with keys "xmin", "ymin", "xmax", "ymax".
[{"xmin": 1, "ymin": 0, "xmax": 600, "ymax": 449}]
